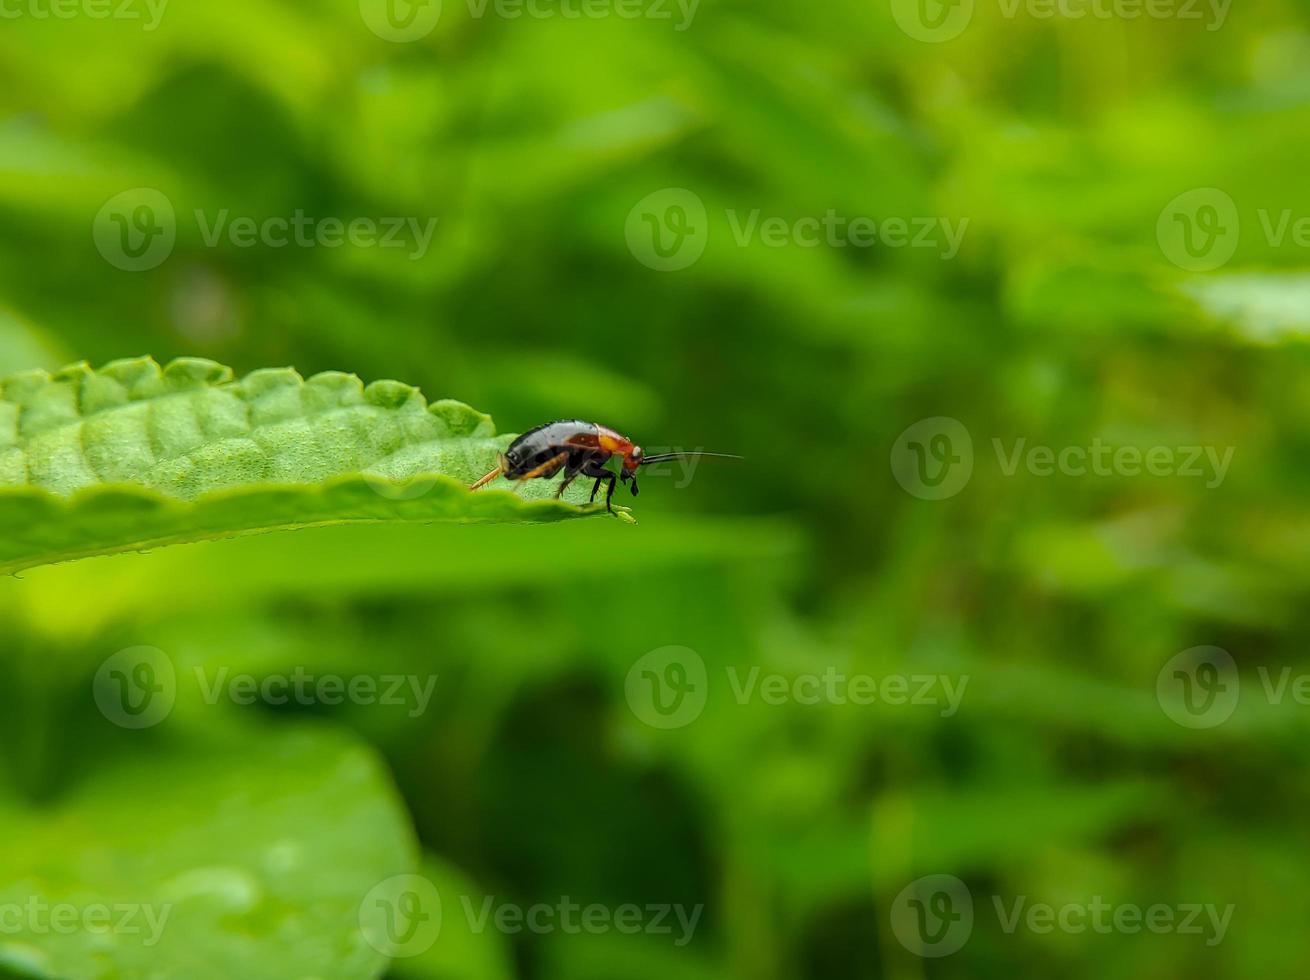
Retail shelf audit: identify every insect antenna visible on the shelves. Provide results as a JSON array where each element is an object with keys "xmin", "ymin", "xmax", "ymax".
[{"xmin": 639, "ymin": 451, "xmax": 742, "ymax": 465}]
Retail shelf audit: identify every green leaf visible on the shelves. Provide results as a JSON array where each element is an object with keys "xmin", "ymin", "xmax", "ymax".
[
  {"xmin": 0, "ymin": 357, "xmax": 624, "ymax": 575},
  {"xmin": 0, "ymin": 724, "xmax": 414, "ymax": 980}
]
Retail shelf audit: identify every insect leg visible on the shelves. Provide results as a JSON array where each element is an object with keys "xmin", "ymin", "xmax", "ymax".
[
  {"xmin": 551, "ymin": 450, "xmax": 590, "ymax": 499},
  {"xmin": 554, "ymin": 467, "xmax": 584, "ymax": 499},
  {"xmin": 581, "ymin": 459, "xmax": 618, "ymax": 513},
  {"xmin": 515, "ymin": 451, "xmax": 568, "ymax": 484}
]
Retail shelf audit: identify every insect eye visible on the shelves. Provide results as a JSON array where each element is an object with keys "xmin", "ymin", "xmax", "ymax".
[{"xmin": 630, "ymin": 447, "xmax": 644, "ymax": 465}]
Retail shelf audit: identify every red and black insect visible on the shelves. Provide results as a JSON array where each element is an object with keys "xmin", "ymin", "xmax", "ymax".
[{"xmin": 469, "ymin": 420, "xmax": 738, "ymax": 512}]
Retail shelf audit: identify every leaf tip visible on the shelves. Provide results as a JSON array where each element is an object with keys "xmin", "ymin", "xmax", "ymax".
[
  {"xmin": 162, "ymin": 357, "xmax": 234, "ymax": 388},
  {"xmin": 429, "ymin": 399, "xmax": 495, "ymax": 437}
]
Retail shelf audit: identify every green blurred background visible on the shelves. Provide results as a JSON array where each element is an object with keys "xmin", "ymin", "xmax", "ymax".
[{"xmin": 2, "ymin": 0, "xmax": 1310, "ymax": 977}]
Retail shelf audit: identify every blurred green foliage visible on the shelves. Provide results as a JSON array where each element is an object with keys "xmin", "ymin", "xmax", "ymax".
[{"xmin": 3, "ymin": 0, "xmax": 1310, "ymax": 977}]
